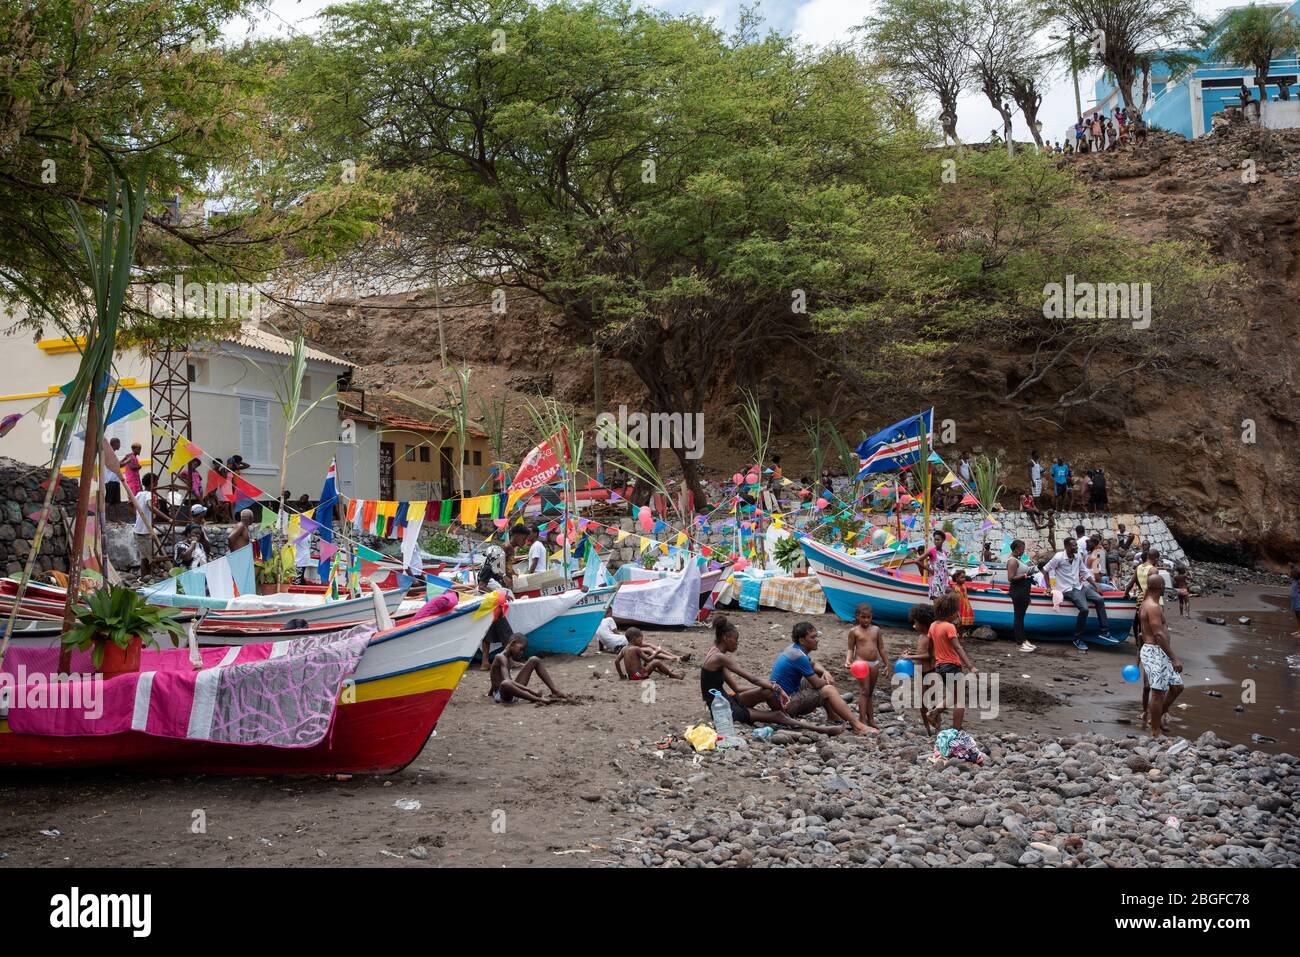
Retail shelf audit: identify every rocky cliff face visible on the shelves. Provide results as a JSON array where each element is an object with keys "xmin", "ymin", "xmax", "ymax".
[{"xmin": 302, "ymin": 125, "xmax": 1299, "ymax": 571}]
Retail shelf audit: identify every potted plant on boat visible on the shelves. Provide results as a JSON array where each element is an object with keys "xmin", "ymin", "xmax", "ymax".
[{"xmin": 60, "ymin": 586, "xmax": 189, "ymax": 680}]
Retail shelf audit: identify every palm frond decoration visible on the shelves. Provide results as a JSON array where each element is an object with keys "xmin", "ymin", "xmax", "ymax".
[{"xmin": 735, "ymin": 388, "xmax": 771, "ymax": 474}]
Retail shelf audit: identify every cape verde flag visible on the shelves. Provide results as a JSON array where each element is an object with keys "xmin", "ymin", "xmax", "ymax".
[
  {"xmin": 855, "ymin": 409, "xmax": 933, "ymax": 479},
  {"xmin": 315, "ymin": 459, "xmax": 338, "ymax": 582}
]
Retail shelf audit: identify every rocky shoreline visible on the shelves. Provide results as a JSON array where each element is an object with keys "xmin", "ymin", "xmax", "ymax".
[{"xmin": 605, "ymin": 726, "xmax": 1298, "ymax": 868}]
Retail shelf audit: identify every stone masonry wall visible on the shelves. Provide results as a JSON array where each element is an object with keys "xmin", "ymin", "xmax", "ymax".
[{"xmin": 0, "ymin": 457, "xmax": 80, "ymax": 578}]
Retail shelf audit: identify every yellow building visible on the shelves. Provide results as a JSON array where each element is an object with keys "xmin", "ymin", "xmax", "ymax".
[{"xmin": 367, "ymin": 399, "xmax": 493, "ymax": 501}]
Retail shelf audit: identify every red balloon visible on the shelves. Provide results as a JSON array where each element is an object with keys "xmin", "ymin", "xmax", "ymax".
[
  {"xmin": 733, "ymin": 557, "xmax": 749, "ymax": 571},
  {"xmin": 850, "ymin": 660, "xmax": 870, "ymax": 680},
  {"xmin": 732, "ymin": 472, "xmax": 744, "ymax": 484},
  {"xmin": 815, "ymin": 497, "xmax": 828, "ymax": 509},
  {"xmin": 746, "ymin": 472, "xmax": 759, "ymax": 484}
]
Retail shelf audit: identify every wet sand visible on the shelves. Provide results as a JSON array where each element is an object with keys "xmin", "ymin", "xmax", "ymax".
[{"xmin": 0, "ymin": 585, "xmax": 1293, "ymax": 867}]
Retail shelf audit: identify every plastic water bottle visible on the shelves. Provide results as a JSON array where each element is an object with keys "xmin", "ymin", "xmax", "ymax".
[{"xmin": 709, "ymin": 688, "xmax": 736, "ymax": 740}]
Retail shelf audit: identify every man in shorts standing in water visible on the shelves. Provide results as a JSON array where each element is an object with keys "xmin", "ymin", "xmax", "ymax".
[{"xmin": 1138, "ymin": 574, "xmax": 1183, "ymax": 737}]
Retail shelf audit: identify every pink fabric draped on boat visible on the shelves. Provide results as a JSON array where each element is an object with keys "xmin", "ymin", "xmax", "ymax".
[{"xmin": 1, "ymin": 626, "xmax": 375, "ymax": 747}]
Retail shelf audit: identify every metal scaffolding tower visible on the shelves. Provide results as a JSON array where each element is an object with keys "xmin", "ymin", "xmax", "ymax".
[{"xmin": 149, "ymin": 344, "xmax": 193, "ymax": 537}]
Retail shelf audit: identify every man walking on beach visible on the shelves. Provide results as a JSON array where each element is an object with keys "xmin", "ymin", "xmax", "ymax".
[
  {"xmin": 1137, "ymin": 574, "xmax": 1182, "ymax": 737},
  {"xmin": 1043, "ymin": 536, "xmax": 1112, "ymax": 650}
]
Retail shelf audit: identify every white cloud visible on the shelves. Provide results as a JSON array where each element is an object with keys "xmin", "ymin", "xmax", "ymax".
[{"xmin": 791, "ymin": 0, "xmax": 872, "ymax": 47}]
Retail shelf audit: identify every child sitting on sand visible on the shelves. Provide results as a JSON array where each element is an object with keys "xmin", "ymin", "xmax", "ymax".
[
  {"xmin": 903, "ymin": 602, "xmax": 937, "ymax": 733},
  {"xmin": 594, "ymin": 607, "xmax": 627, "ymax": 653},
  {"xmin": 616, "ymin": 627, "xmax": 685, "ymax": 681},
  {"xmin": 844, "ymin": 603, "xmax": 891, "ymax": 730},
  {"xmin": 928, "ymin": 592, "xmax": 977, "ymax": 731},
  {"xmin": 949, "ymin": 570, "xmax": 975, "ymax": 633},
  {"xmin": 489, "ymin": 634, "xmax": 570, "ymax": 704}
]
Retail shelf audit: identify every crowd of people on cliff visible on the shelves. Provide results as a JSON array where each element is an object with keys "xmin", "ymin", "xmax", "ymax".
[{"xmin": 1035, "ymin": 106, "xmax": 1148, "ymax": 156}]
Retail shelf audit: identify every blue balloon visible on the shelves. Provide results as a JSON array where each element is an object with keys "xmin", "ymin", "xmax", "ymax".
[
  {"xmin": 894, "ymin": 658, "xmax": 915, "ymax": 677},
  {"xmin": 1122, "ymin": 664, "xmax": 1140, "ymax": 683}
]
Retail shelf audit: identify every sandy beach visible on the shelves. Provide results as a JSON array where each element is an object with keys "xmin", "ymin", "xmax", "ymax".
[{"xmin": 0, "ymin": 583, "xmax": 1294, "ymax": 868}]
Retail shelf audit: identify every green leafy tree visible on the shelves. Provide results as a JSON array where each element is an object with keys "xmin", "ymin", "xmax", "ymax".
[
  {"xmin": 1041, "ymin": 0, "xmax": 1203, "ymax": 117},
  {"xmin": 273, "ymin": 0, "xmax": 932, "ymax": 503},
  {"xmin": 0, "ymin": 0, "xmax": 385, "ymax": 339},
  {"xmin": 1204, "ymin": 4, "xmax": 1300, "ymax": 103},
  {"xmin": 861, "ymin": 0, "xmax": 975, "ymax": 145}
]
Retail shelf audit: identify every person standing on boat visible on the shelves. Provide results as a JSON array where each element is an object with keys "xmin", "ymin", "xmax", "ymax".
[
  {"xmin": 1043, "ymin": 536, "xmax": 1112, "ymax": 651},
  {"xmin": 1005, "ymin": 539, "xmax": 1037, "ymax": 653},
  {"xmin": 919, "ymin": 529, "xmax": 951, "ymax": 599}
]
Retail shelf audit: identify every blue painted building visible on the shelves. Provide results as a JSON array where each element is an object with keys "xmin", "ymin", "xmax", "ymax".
[{"xmin": 1089, "ymin": 2, "xmax": 1300, "ymax": 138}]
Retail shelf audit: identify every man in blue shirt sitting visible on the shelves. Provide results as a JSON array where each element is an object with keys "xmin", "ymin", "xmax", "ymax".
[{"xmin": 771, "ymin": 622, "xmax": 871, "ymax": 734}]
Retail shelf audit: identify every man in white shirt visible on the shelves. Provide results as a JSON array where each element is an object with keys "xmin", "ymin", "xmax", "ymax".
[
  {"xmin": 1043, "ymin": 536, "xmax": 1112, "ymax": 651},
  {"xmin": 1029, "ymin": 452, "xmax": 1043, "ymax": 501},
  {"xmin": 526, "ymin": 526, "xmax": 548, "ymax": 574},
  {"xmin": 131, "ymin": 472, "xmax": 167, "ymax": 577}
]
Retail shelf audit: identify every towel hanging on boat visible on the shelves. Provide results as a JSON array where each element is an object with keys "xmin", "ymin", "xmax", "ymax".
[{"xmin": 206, "ymin": 556, "xmax": 235, "ymax": 601}]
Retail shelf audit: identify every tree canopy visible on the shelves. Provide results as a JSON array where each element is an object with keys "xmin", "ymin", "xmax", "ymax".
[{"xmin": 0, "ymin": 0, "xmax": 381, "ymax": 342}]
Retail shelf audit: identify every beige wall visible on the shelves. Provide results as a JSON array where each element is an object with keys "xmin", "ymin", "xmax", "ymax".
[
  {"xmin": 337, "ymin": 417, "xmax": 380, "ymax": 502},
  {"xmin": 0, "ymin": 318, "xmax": 352, "ymax": 497},
  {"xmin": 188, "ymin": 343, "xmax": 347, "ymax": 499},
  {"xmin": 0, "ymin": 318, "xmax": 152, "ymax": 476}
]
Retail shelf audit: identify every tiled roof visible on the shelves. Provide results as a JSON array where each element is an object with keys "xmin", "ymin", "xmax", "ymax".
[{"xmin": 227, "ymin": 323, "xmax": 354, "ymax": 367}]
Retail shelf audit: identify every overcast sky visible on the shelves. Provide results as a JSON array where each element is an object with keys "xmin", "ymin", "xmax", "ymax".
[{"xmin": 238, "ymin": 0, "xmax": 1243, "ymax": 144}]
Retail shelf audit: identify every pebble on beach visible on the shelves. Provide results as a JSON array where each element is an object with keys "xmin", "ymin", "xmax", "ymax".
[{"xmin": 609, "ymin": 728, "xmax": 1298, "ymax": 868}]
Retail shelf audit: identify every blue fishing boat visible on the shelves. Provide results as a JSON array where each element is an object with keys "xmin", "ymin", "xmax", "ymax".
[
  {"xmin": 801, "ymin": 537, "xmax": 1133, "ymax": 644},
  {"xmin": 521, "ymin": 584, "xmax": 619, "ymax": 655}
]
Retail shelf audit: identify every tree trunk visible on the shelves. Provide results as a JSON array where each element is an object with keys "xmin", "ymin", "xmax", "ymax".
[
  {"xmin": 939, "ymin": 95, "xmax": 962, "ymax": 146},
  {"xmin": 669, "ymin": 444, "xmax": 707, "ymax": 515}
]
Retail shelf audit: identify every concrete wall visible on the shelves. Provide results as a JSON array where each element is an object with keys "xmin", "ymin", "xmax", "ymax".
[
  {"xmin": 1262, "ymin": 99, "xmax": 1300, "ymax": 131},
  {"xmin": 189, "ymin": 344, "xmax": 345, "ymax": 498},
  {"xmin": 0, "ymin": 318, "xmax": 153, "ymax": 476},
  {"xmin": 571, "ymin": 509, "xmax": 1186, "ymax": 571}
]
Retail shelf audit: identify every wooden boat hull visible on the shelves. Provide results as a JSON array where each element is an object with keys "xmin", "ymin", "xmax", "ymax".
[
  {"xmin": 801, "ymin": 537, "xmax": 1134, "ymax": 643},
  {"xmin": 0, "ymin": 596, "xmax": 493, "ymax": 774},
  {"xmin": 522, "ymin": 585, "xmax": 618, "ymax": 655}
]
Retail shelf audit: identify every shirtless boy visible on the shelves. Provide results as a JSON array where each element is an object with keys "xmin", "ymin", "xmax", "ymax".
[
  {"xmin": 616, "ymin": 627, "xmax": 684, "ymax": 680},
  {"xmin": 844, "ymin": 603, "xmax": 891, "ymax": 729},
  {"xmin": 1137, "ymin": 575, "xmax": 1183, "ymax": 737},
  {"xmin": 489, "ymin": 634, "xmax": 569, "ymax": 704}
]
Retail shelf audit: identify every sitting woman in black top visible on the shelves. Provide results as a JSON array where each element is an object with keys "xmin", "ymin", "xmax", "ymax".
[{"xmin": 700, "ymin": 616, "xmax": 843, "ymax": 735}]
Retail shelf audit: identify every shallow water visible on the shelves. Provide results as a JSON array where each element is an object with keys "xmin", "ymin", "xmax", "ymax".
[{"xmin": 1039, "ymin": 585, "xmax": 1297, "ymax": 753}]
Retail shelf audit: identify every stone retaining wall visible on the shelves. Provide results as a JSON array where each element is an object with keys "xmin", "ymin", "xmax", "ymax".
[{"xmin": 0, "ymin": 457, "xmax": 80, "ymax": 578}]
